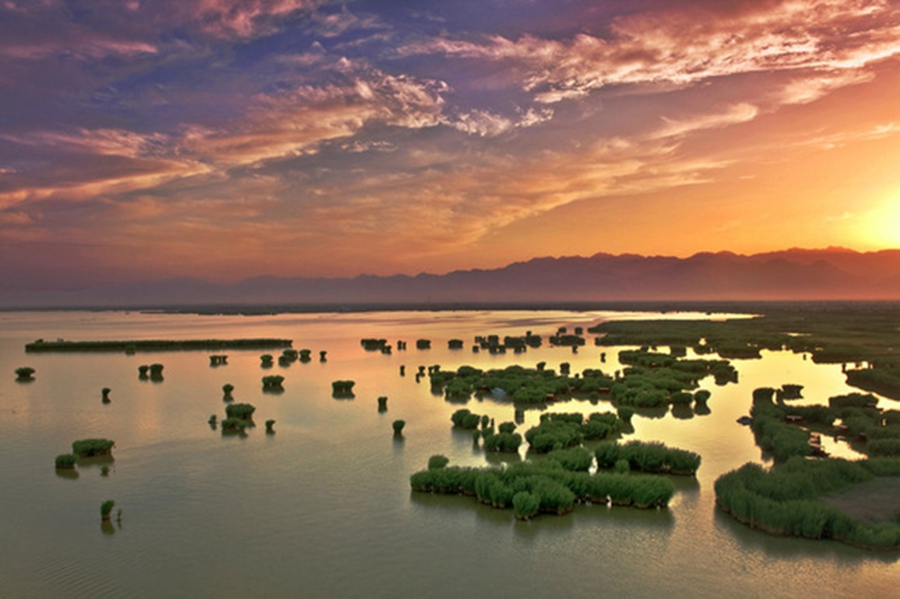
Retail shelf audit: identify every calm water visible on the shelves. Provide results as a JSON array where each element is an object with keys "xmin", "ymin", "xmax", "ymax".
[{"xmin": 1, "ymin": 310, "xmax": 898, "ymax": 598}]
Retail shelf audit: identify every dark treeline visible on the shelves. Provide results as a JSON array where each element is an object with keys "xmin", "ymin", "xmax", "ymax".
[{"xmin": 26, "ymin": 338, "xmax": 293, "ymax": 352}]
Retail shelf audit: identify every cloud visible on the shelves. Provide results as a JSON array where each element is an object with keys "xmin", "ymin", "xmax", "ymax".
[
  {"xmin": 405, "ymin": 0, "xmax": 900, "ymax": 105},
  {"xmin": 652, "ymin": 103, "xmax": 759, "ymax": 139}
]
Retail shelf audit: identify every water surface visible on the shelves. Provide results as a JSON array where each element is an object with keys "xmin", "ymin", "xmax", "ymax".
[{"xmin": 1, "ymin": 310, "xmax": 898, "ymax": 598}]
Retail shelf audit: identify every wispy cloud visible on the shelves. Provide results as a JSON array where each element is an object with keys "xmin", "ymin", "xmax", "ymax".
[{"xmin": 404, "ymin": 0, "xmax": 900, "ymax": 105}]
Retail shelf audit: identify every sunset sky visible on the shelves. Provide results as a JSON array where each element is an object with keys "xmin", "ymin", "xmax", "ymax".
[{"xmin": 2, "ymin": 0, "xmax": 900, "ymax": 291}]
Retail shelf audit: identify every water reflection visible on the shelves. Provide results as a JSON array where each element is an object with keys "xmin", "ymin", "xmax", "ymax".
[
  {"xmin": 54, "ymin": 468, "xmax": 78, "ymax": 480},
  {"xmin": 671, "ymin": 405, "xmax": 694, "ymax": 420}
]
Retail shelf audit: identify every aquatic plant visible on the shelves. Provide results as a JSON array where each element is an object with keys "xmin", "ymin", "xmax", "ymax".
[
  {"xmin": 617, "ymin": 406, "xmax": 635, "ymax": 423},
  {"xmin": 138, "ymin": 365, "xmax": 149, "ymax": 378},
  {"xmin": 149, "ymin": 363, "xmax": 164, "ymax": 380},
  {"xmin": 320, "ymin": 350, "xmax": 327, "ymax": 361},
  {"xmin": 377, "ymin": 396, "xmax": 388, "ymax": 411},
  {"xmin": 262, "ymin": 375, "xmax": 284, "ymax": 391},
  {"xmin": 595, "ymin": 440, "xmax": 701, "ymax": 475},
  {"xmin": 15, "ymin": 366, "xmax": 35, "ymax": 381},
  {"xmin": 220, "ymin": 417, "xmax": 250, "ymax": 433},
  {"xmin": 72, "ymin": 438, "xmax": 115, "ymax": 457},
  {"xmin": 392, "ymin": 420, "xmax": 405, "ymax": 435},
  {"xmin": 498, "ymin": 422, "xmax": 516, "ymax": 434},
  {"xmin": 332, "ymin": 380, "xmax": 355, "ymax": 397},
  {"xmin": 428, "ymin": 455, "xmax": 450, "ymax": 470},
  {"xmin": 546, "ymin": 447, "xmax": 593, "ymax": 472},
  {"xmin": 55, "ymin": 454, "xmax": 77, "ymax": 469},
  {"xmin": 513, "ymin": 491, "xmax": 540, "ymax": 520},
  {"xmin": 225, "ymin": 403, "xmax": 256, "ymax": 420},
  {"xmin": 26, "ymin": 339, "xmax": 291, "ymax": 352},
  {"xmin": 260, "ymin": 354, "xmax": 274, "ymax": 367},
  {"xmin": 410, "ymin": 460, "xmax": 675, "ymax": 519},
  {"xmin": 101, "ymin": 500, "xmax": 115, "ymax": 521},
  {"xmin": 451, "ymin": 408, "xmax": 482, "ymax": 429},
  {"xmin": 416, "ymin": 339, "xmax": 431, "ymax": 349},
  {"xmin": 222, "ymin": 383, "xmax": 234, "ymax": 400},
  {"xmin": 209, "ymin": 354, "xmax": 228, "ymax": 366},
  {"xmin": 483, "ymin": 431, "xmax": 522, "ymax": 453},
  {"xmin": 265, "ymin": 419, "xmax": 276, "ymax": 434},
  {"xmin": 101, "ymin": 387, "xmax": 111, "ymax": 403},
  {"xmin": 715, "ymin": 457, "xmax": 900, "ymax": 550},
  {"xmin": 361, "ymin": 338, "xmax": 388, "ymax": 351}
]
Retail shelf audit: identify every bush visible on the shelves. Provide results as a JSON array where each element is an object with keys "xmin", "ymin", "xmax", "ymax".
[
  {"xmin": 149, "ymin": 364, "xmax": 164, "ymax": 379},
  {"xmin": 225, "ymin": 403, "xmax": 256, "ymax": 420},
  {"xmin": 498, "ymin": 422, "xmax": 516, "ymax": 434},
  {"xmin": 265, "ymin": 419, "xmax": 276, "ymax": 434},
  {"xmin": 377, "ymin": 396, "xmax": 388, "ymax": 411},
  {"xmin": 72, "ymin": 439, "xmax": 115, "ymax": 457},
  {"xmin": 428, "ymin": 455, "xmax": 450, "ymax": 470},
  {"xmin": 714, "ymin": 457, "xmax": 900, "ymax": 549},
  {"xmin": 332, "ymin": 380, "xmax": 355, "ymax": 396},
  {"xmin": 55, "ymin": 454, "xmax": 77, "ymax": 469},
  {"xmin": 451, "ymin": 409, "xmax": 482, "ymax": 429},
  {"xmin": 262, "ymin": 375, "xmax": 284, "ymax": 391},
  {"xmin": 595, "ymin": 440, "xmax": 701, "ymax": 475},
  {"xmin": 221, "ymin": 417, "xmax": 250, "ymax": 433},
  {"xmin": 513, "ymin": 491, "xmax": 540, "ymax": 520},
  {"xmin": 15, "ymin": 367, "xmax": 35, "ymax": 381},
  {"xmin": 483, "ymin": 432, "xmax": 522, "ymax": 452},
  {"xmin": 393, "ymin": 420, "xmax": 406, "ymax": 435},
  {"xmin": 100, "ymin": 500, "xmax": 115, "ymax": 520},
  {"xmin": 547, "ymin": 447, "xmax": 593, "ymax": 472}
]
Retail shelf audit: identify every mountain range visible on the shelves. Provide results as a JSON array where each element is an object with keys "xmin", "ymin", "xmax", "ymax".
[{"xmin": 3, "ymin": 248, "xmax": 900, "ymax": 309}]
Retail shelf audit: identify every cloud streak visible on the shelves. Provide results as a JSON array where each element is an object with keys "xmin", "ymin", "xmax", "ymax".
[{"xmin": 2, "ymin": 0, "xmax": 899, "ymax": 286}]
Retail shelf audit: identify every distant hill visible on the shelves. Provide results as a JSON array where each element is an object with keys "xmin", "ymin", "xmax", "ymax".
[{"xmin": 3, "ymin": 247, "xmax": 900, "ymax": 308}]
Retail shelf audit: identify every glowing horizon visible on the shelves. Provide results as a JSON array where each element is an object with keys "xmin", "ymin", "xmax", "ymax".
[{"xmin": 1, "ymin": 0, "xmax": 900, "ymax": 290}]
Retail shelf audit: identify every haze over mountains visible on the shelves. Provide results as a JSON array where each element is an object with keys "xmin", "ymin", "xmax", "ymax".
[{"xmin": 4, "ymin": 248, "xmax": 900, "ymax": 309}]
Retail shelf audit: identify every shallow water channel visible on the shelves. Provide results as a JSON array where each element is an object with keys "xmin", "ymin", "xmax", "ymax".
[{"xmin": 1, "ymin": 309, "xmax": 898, "ymax": 598}]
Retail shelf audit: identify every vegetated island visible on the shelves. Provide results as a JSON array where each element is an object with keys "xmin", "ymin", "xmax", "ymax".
[
  {"xmin": 714, "ymin": 386, "xmax": 900, "ymax": 550},
  {"xmin": 25, "ymin": 338, "xmax": 293, "ymax": 352},
  {"xmin": 410, "ymin": 452, "xmax": 678, "ymax": 520}
]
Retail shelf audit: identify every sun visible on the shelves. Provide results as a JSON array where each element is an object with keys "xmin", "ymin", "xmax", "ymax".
[{"xmin": 857, "ymin": 197, "xmax": 900, "ymax": 249}]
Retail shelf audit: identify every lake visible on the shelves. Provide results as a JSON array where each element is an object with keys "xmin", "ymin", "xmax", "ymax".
[{"xmin": 1, "ymin": 309, "xmax": 898, "ymax": 598}]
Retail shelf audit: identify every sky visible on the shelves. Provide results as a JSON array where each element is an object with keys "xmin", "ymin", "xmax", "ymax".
[{"xmin": 2, "ymin": 0, "xmax": 900, "ymax": 290}]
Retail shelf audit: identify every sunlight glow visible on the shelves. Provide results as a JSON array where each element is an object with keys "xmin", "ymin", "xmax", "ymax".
[{"xmin": 860, "ymin": 195, "xmax": 900, "ymax": 247}]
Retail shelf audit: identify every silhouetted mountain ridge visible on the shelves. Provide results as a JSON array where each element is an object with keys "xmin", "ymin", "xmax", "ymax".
[{"xmin": 2, "ymin": 248, "xmax": 899, "ymax": 308}]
